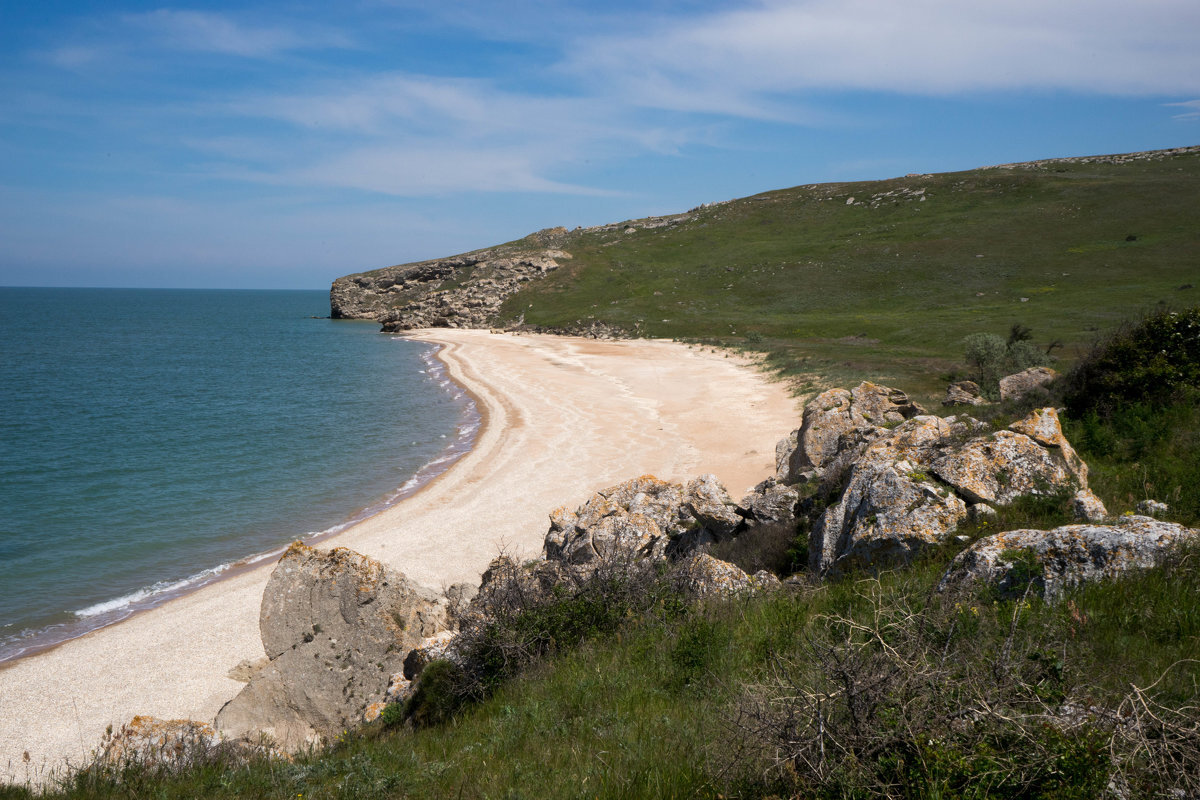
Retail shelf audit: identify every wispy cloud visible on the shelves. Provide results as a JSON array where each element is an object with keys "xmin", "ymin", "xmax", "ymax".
[
  {"xmin": 565, "ymin": 0, "xmax": 1200, "ymax": 116},
  {"xmin": 1167, "ymin": 99, "xmax": 1200, "ymax": 120},
  {"xmin": 122, "ymin": 10, "xmax": 349, "ymax": 57}
]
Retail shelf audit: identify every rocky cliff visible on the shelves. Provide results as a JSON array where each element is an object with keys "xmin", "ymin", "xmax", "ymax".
[{"xmin": 329, "ymin": 228, "xmax": 573, "ymax": 331}]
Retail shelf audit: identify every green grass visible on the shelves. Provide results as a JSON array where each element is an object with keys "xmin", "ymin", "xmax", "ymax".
[{"xmin": 491, "ymin": 150, "xmax": 1199, "ymax": 398}]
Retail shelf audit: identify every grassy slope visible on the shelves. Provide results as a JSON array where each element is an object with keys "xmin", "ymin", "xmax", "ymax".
[
  {"xmin": 8, "ymin": 148, "xmax": 1200, "ymax": 799},
  {"xmin": 499, "ymin": 150, "xmax": 1199, "ymax": 397}
]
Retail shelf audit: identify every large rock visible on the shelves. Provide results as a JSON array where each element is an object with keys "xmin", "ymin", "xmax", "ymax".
[
  {"xmin": 943, "ymin": 380, "xmax": 987, "ymax": 407},
  {"xmin": 92, "ymin": 716, "xmax": 227, "ymax": 772},
  {"xmin": 810, "ymin": 416, "xmax": 972, "ymax": 574},
  {"xmin": 809, "ymin": 409, "xmax": 1090, "ymax": 576},
  {"xmin": 738, "ymin": 477, "xmax": 800, "ymax": 526},
  {"xmin": 998, "ymin": 366, "xmax": 1058, "ymax": 403},
  {"xmin": 937, "ymin": 516, "xmax": 1200, "ymax": 599},
  {"xmin": 775, "ymin": 382, "xmax": 924, "ymax": 484},
  {"xmin": 215, "ymin": 543, "xmax": 448, "ymax": 750},
  {"xmin": 544, "ymin": 474, "xmax": 741, "ymax": 566}
]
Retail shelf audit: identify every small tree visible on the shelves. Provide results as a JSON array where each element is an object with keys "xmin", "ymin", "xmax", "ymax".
[{"xmin": 963, "ymin": 327, "xmax": 1053, "ymax": 399}]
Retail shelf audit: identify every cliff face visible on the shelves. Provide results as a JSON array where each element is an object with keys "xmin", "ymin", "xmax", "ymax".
[{"xmin": 329, "ymin": 228, "xmax": 572, "ymax": 330}]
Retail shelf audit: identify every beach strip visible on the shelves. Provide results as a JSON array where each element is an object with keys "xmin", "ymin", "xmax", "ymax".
[{"xmin": 0, "ymin": 330, "xmax": 799, "ymax": 786}]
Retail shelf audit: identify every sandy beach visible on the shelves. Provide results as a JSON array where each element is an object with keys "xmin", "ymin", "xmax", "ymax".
[{"xmin": 0, "ymin": 329, "xmax": 800, "ymax": 787}]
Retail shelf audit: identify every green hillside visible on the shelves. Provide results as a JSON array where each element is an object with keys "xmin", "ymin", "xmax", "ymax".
[{"xmin": 498, "ymin": 147, "xmax": 1198, "ymax": 394}]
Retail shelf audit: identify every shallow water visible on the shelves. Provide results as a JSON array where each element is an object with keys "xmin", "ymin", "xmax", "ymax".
[{"xmin": 0, "ymin": 288, "xmax": 475, "ymax": 662}]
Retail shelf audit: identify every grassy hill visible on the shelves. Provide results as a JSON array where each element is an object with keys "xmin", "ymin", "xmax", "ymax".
[
  {"xmin": 496, "ymin": 146, "xmax": 1198, "ymax": 395},
  {"xmin": 7, "ymin": 146, "xmax": 1199, "ymax": 800}
]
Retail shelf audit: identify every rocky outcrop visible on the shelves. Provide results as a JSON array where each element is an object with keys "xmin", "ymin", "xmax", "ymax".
[
  {"xmin": 943, "ymin": 380, "xmax": 986, "ymax": 407},
  {"xmin": 330, "ymin": 243, "xmax": 570, "ymax": 330},
  {"xmin": 775, "ymin": 382, "xmax": 925, "ymax": 484},
  {"xmin": 1072, "ymin": 488, "xmax": 1109, "ymax": 522},
  {"xmin": 937, "ymin": 516, "xmax": 1200, "ymax": 599},
  {"xmin": 809, "ymin": 407, "xmax": 1091, "ymax": 576},
  {"xmin": 998, "ymin": 366, "xmax": 1058, "ymax": 402},
  {"xmin": 215, "ymin": 543, "xmax": 449, "ymax": 750},
  {"xmin": 543, "ymin": 474, "xmax": 742, "ymax": 566},
  {"xmin": 92, "ymin": 716, "xmax": 227, "ymax": 771}
]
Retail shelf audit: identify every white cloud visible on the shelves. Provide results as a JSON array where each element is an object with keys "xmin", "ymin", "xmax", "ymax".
[
  {"xmin": 565, "ymin": 0, "xmax": 1200, "ymax": 115},
  {"xmin": 1167, "ymin": 99, "xmax": 1200, "ymax": 119},
  {"xmin": 122, "ymin": 10, "xmax": 348, "ymax": 57}
]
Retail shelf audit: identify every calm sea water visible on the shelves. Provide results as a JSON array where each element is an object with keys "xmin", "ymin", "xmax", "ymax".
[{"xmin": 0, "ymin": 288, "xmax": 476, "ymax": 662}]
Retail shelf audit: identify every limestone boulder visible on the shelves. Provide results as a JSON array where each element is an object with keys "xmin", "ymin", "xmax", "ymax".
[
  {"xmin": 930, "ymin": 430, "xmax": 1074, "ymax": 506},
  {"xmin": 674, "ymin": 553, "xmax": 754, "ymax": 597},
  {"xmin": 92, "ymin": 716, "xmax": 232, "ymax": 772},
  {"xmin": 809, "ymin": 409, "xmax": 1090, "ymax": 576},
  {"xmin": 1072, "ymin": 489, "xmax": 1108, "ymax": 522},
  {"xmin": 738, "ymin": 478, "xmax": 800, "ymax": 526},
  {"xmin": 943, "ymin": 380, "xmax": 987, "ymax": 407},
  {"xmin": 775, "ymin": 382, "xmax": 923, "ymax": 484},
  {"xmin": 215, "ymin": 543, "xmax": 448, "ymax": 750},
  {"xmin": 998, "ymin": 366, "xmax": 1058, "ymax": 402},
  {"xmin": 937, "ymin": 516, "xmax": 1200, "ymax": 599},
  {"xmin": 544, "ymin": 474, "xmax": 742, "ymax": 567}
]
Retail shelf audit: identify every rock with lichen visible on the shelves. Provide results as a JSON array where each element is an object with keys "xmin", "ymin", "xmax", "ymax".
[{"xmin": 937, "ymin": 515, "xmax": 1200, "ymax": 599}]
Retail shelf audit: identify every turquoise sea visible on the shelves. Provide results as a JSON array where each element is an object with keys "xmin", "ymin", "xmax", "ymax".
[{"xmin": 0, "ymin": 288, "xmax": 476, "ymax": 662}]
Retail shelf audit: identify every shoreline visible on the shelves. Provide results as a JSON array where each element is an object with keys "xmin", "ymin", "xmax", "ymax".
[
  {"xmin": 0, "ymin": 330, "xmax": 801, "ymax": 787},
  {"xmin": 0, "ymin": 340, "xmax": 481, "ymax": 669}
]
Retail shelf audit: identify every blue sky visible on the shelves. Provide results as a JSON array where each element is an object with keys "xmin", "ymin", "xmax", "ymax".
[{"xmin": 2, "ymin": 1, "xmax": 1197, "ymax": 289}]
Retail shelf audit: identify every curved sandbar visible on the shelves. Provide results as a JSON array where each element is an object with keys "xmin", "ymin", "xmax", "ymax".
[{"xmin": 0, "ymin": 330, "xmax": 800, "ymax": 786}]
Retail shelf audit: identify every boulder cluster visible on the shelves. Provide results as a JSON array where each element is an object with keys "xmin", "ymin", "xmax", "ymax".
[{"xmin": 104, "ymin": 379, "xmax": 1198, "ymax": 766}]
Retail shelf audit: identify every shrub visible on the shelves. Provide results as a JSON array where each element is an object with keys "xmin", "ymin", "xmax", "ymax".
[
  {"xmin": 1064, "ymin": 305, "xmax": 1200, "ymax": 418},
  {"xmin": 963, "ymin": 328, "xmax": 1053, "ymax": 398}
]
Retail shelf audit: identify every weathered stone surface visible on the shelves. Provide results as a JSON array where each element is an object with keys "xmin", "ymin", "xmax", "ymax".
[
  {"xmin": 943, "ymin": 380, "xmax": 987, "ymax": 407},
  {"xmin": 402, "ymin": 631, "xmax": 458, "ymax": 680},
  {"xmin": 215, "ymin": 543, "xmax": 448, "ymax": 751},
  {"xmin": 93, "ymin": 716, "xmax": 225, "ymax": 771},
  {"xmin": 931, "ymin": 430, "xmax": 1073, "ymax": 505},
  {"xmin": 937, "ymin": 516, "xmax": 1200, "ymax": 599},
  {"xmin": 1007, "ymin": 407, "xmax": 1088, "ymax": 486},
  {"xmin": 810, "ymin": 409, "xmax": 1089, "ymax": 576},
  {"xmin": 674, "ymin": 553, "xmax": 754, "ymax": 597},
  {"xmin": 330, "ymin": 245, "xmax": 570, "ymax": 330},
  {"xmin": 544, "ymin": 474, "xmax": 742, "ymax": 567},
  {"xmin": 775, "ymin": 382, "xmax": 923, "ymax": 484},
  {"xmin": 1137, "ymin": 499, "xmax": 1170, "ymax": 517},
  {"xmin": 738, "ymin": 478, "xmax": 799, "ymax": 525},
  {"xmin": 998, "ymin": 366, "xmax": 1058, "ymax": 402},
  {"xmin": 1072, "ymin": 489, "xmax": 1109, "ymax": 522}
]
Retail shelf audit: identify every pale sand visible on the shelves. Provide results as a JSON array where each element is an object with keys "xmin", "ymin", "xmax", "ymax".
[{"xmin": 0, "ymin": 330, "xmax": 800, "ymax": 786}]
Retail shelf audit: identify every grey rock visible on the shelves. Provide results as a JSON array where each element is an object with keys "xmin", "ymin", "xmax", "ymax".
[
  {"xmin": 330, "ymin": 245, "xmax": 571, "ymax": 331},
  {"xmin": 1137, "ymin": 499, "xmax": 1170, "ymax": 517},
  {"xmin": 544, "ymin": 474, "xmax": 742, "ymax": 568},
  {"xmin": 810, "ymin": 408, "xmax": 1089, "ymax": 576},
  {"xmin": 943, "ymin": 380, "xmax": 987, "ymax": 407},
  {"xmin": 738, "ymin": 478, "xmax": 800, "ymax": 525},
  {"xmin": 215, "ymin": 543, "xmax": 448, "ymax": 751},
  {"xmin": 937, "ymin": 516, "xmax": 1200, "ymax": 599},
  {"xmin": 775, "ymin": 382, "xmax": 923, "ymax": 484},
  {"xmin": 1072, "ymin": 489, "xmax": 1109, "ymax": 522},
  {"xmin": 998, "ymin": 366, "xmax": 1058, "ymax": 403}
]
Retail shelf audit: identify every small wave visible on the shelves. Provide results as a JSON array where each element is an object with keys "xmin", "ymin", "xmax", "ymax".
[{"xmin": 75, "ymin": 563, "xmax": 232, "ymax": 618}]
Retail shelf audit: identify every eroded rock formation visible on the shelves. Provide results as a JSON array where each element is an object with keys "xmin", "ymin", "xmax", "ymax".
[
  {"xmin": 937, "ymin": 515, "xmax": 1200, "ymax": 599},
  {"xmin": 215, "ymin": 543, "xmax": 448, "ymax": 750}
]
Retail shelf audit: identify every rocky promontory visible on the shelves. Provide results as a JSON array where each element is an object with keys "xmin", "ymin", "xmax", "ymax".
[{"xmin": 330, "ymin": 228, "xmax": 572, "ymax": 331}]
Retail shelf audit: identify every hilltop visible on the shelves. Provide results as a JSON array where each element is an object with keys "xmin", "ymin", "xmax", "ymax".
[{"xmin": 332, "ymin": 144, "xmax": 1199, "ymax": 397}]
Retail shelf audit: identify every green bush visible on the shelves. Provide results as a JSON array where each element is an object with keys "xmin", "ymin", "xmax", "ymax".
[
  {"xmin": 963, "ymin": 328, "xmax": 1053, "ymax": 398},
  {"xmin": 1064, "ymin": 305, "xmax": 1200, "ymax": 417}
]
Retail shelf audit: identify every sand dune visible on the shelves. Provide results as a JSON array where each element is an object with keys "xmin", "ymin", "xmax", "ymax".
[{"xmin": 0, "ymin": 330, "xmax": 799, "ymax": 786}]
